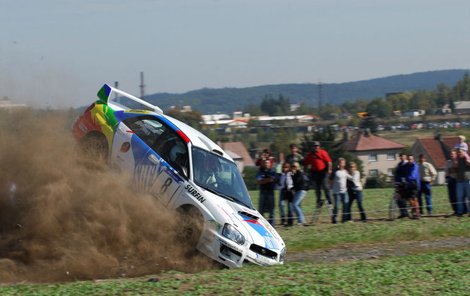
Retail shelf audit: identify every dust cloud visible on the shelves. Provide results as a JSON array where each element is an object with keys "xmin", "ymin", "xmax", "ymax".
[{"xmin": 0, "ymin": 109, "xmax": 213, "ymax": 283}]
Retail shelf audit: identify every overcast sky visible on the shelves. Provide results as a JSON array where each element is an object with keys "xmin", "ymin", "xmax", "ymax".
[{"xmin": 1, "ymin": 0, "xmax": 469, "ymax": 108}]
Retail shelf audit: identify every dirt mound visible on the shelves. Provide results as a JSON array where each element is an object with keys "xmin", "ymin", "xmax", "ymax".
[{"xmin": 0, "ymin": 109, "xmax": 213, "ymax": 283}]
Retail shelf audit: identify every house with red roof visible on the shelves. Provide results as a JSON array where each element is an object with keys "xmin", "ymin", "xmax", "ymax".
[
  {"xmin": 219, "ymin": 141, "xmax": 255, "ymax": 172},
  {"xmin": 411, "ymin": 135, "xmax": 462, "ymax": 184},
  {"xmin": 343, "ymin": 131, "xmax": 405, "ymax": 179}
]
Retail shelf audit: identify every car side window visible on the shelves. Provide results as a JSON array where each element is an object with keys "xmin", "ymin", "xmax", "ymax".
[{"xmin": 123, "ymin": 116, "xmax": 189, "ymax": 178}]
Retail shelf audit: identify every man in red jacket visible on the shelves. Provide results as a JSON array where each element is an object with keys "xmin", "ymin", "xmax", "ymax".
[{"xmin": 304, "ymin": 141, "xmax": 333, "ymax": 210}]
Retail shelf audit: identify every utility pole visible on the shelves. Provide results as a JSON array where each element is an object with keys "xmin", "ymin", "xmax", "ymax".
[
  {"xmin": 318, "ymin": 81, "xmax": 323, "ymax": 113},
  {"xmin": 139, "ymin": 72, "xmax": 145, "ymax": 99}
]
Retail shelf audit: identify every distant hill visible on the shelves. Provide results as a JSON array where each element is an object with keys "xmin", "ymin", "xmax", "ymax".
[{"xmin": 145, "ymin": 69, "xmax": 469, "ymax": 114}]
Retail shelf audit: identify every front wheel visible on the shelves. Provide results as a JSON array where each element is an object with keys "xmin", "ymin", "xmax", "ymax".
[{"xmin": 177, "ymin": 206, "xmax": 204, "ymax": 256}]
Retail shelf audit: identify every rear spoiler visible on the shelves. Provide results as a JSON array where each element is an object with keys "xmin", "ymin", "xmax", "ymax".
[{"xmin": 97, "ymin": 84, "xmax": 163, "ymax": 114}]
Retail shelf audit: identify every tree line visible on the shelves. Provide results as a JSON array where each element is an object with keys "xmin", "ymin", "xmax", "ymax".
[{"xmin": 241, "ymin": 72, "xmax": 470, "ymax": 119}]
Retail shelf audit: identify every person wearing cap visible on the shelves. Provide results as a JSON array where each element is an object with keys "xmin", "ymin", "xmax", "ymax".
[{"xmin": 304, "ymin": 141, "xmax": 333, "ymax": 209}]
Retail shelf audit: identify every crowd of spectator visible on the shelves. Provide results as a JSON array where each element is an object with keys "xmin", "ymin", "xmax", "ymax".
[
  {"xmin": 255, "ymin": 136, "xmax": 470, "ymax": 227},
  {"xmin": 255, "ymin": 142, "xmax": 367, "ymax": 226}
]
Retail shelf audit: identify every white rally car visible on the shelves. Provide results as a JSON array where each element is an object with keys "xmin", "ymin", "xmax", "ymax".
[{"xmin": 72, "ymin": 84, "xmax": 286, "ymax": 267}]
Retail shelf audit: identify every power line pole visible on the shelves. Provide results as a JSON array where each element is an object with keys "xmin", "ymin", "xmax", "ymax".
[
  {"xmin": 318, "ymin": 81, "xmax": 323, "ymax": 113},
  {"xmin": 139, "ymin": 72, "xmax": 145, "ymax": 99}
]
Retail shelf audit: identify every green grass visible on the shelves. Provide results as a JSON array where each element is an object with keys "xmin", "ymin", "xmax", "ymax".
[
  {"xmin": 279, "ymin": 217, "xmax": 470, "ymax": 252},
  {"xmin": 2, "ymin": 250, "xmax": 469, "ymax": 295}
]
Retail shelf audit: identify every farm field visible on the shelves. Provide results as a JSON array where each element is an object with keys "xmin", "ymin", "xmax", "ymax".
[
  {"xmin": 377, "ymin": 129, "xmax": 468, "ymax": 147},
  {"xmin": 377, "ymin": 129, "xmax": 437, "ymax": 147},
  {"xmin": 1, "ymin": 187, "xmax": 469, "ymax": 295}
]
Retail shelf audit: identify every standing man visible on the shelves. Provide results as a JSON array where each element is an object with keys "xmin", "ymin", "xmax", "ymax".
[
  {"xmin": 405, "ymin": 154, "xmax": 421, "ymax": 219},
  {"xmin": 418, "ymin": 154, "xmax": 437, "ymax": 215},
  {"xmin": 285, "ymin": 143, "xmax": 304, "ymax": 166},
  {"xmin": 394, "ymin": 153, "xmax": 409, "ymax": 218},
  {"xmin": 304, "ymin": 141, "xmax": 333, "ymax": 210},
  {"xmin": 455, "ymin": 149, "xmax": 470, "ymax": 217},
  {"xmin": 256, "ymin": 159, "xmax": 277, "ymax": 226},
  {"xmin": 445, "ymin": 150, "xmax": 458, "ymax": 215}
]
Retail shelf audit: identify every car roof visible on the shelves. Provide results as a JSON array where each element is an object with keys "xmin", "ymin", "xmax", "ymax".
[{"xmin": 121, "ymin": 109, "xmax": 232, "ymax": 161}]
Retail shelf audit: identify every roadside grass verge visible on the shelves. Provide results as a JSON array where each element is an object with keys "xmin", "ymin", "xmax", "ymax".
[
  {"xmin": 279, "ymin": 217, "xmax": 470, "ymax": 252},
  {"xmin": 2, "ymin": 250, "xmax": 469, "ymax": 296}
]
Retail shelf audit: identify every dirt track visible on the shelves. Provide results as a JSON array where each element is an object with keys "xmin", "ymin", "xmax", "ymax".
[{"xmin": 287, "ymin": 237, "xmax": 470, "ymax": 263}]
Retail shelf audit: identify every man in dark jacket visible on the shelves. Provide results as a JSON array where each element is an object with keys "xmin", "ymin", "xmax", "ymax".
[
  {"xmin": 394, "ymin": 153, "xmax": 409, "ymax": 218},
  {"xmin": 256, "ymin": 159, "xmax": 277, "ymax": 226},
  {"xmin": 405, "ymin": 154, "xmax": 421, "ymax": 218}
]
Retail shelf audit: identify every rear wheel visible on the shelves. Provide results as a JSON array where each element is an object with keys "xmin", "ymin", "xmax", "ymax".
[{"xmin": 80, "ymin": 133, "xmax": 108, "ymax": 163}]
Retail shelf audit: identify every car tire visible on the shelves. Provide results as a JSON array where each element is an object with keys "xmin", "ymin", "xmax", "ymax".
[
  {"xmin": 80, "ymin": 133, "xmax": 108, "ymax": 162},
  {"xmin": 177, "ymin": 206, "xmax": 203, "ymax": 256}
]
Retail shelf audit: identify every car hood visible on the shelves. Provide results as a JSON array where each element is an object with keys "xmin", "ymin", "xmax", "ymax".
[{"xmin": 203, "ymin": 190, "xmax": 284, "ymax": 251}]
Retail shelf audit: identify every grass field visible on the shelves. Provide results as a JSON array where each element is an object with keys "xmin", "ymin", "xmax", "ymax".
[
  {"xmin": 2, "ymin": 250, "xmax": 468, "ymax": 295},
  {"xmin": 1, "ymin": 187, "xmax": 469, "ymax": 295}
]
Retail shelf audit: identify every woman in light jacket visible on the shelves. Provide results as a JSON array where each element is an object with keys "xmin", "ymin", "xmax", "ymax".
[{"xmin": 347, "ymin": 162, "xmax": 367, "ymax": 222}]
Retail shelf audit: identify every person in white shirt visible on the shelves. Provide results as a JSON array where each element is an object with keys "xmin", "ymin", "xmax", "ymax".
[
  {"xmin": 418, "ymin": 154, "xmax": 437, "ymax": 215},
  {"xmin": 347, "ymin": 162, "xmax": 367, "ymax": 222},
  {"xmin": 329, "ymin": 158, "xmax": 351, "ymax": 224}
]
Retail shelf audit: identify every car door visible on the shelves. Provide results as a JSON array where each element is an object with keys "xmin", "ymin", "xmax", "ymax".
[
  {"xmin": 144, "ymin": 127, "xmax": 188, "ymax": 207},
  {"xmin": 110, "ymin": 122, "xmax": 149, "ymax": 173},
  {"xmin": 118, "ymin": 115, "xmax": 188, "ymax": 206},
  {"xmin": 141, "ymin": 150, "xmax": 185, "ymax": 207}
]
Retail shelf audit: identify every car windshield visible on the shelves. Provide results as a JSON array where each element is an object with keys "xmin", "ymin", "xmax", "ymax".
[{"xmin": 192, "ymin": 147, "xmax": 253, "ymax": 209}]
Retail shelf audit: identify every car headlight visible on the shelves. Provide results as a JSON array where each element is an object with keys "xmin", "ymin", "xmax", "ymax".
[
  {"xmin": 222, "ymin": 224, "xmax": 245, "ymax": 245},
  {"xmin": 279, "ymin": 247, "xmax": 286, "ymax": 262}
]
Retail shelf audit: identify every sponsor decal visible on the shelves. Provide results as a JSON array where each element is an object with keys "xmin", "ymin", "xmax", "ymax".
[
  {"xmin": 239, "ymin": 213, "xmax": 280, "ymax": 250},
  {"xmin": 185, "ymin": 184, "xmax": 206, "ymax": 203}
]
